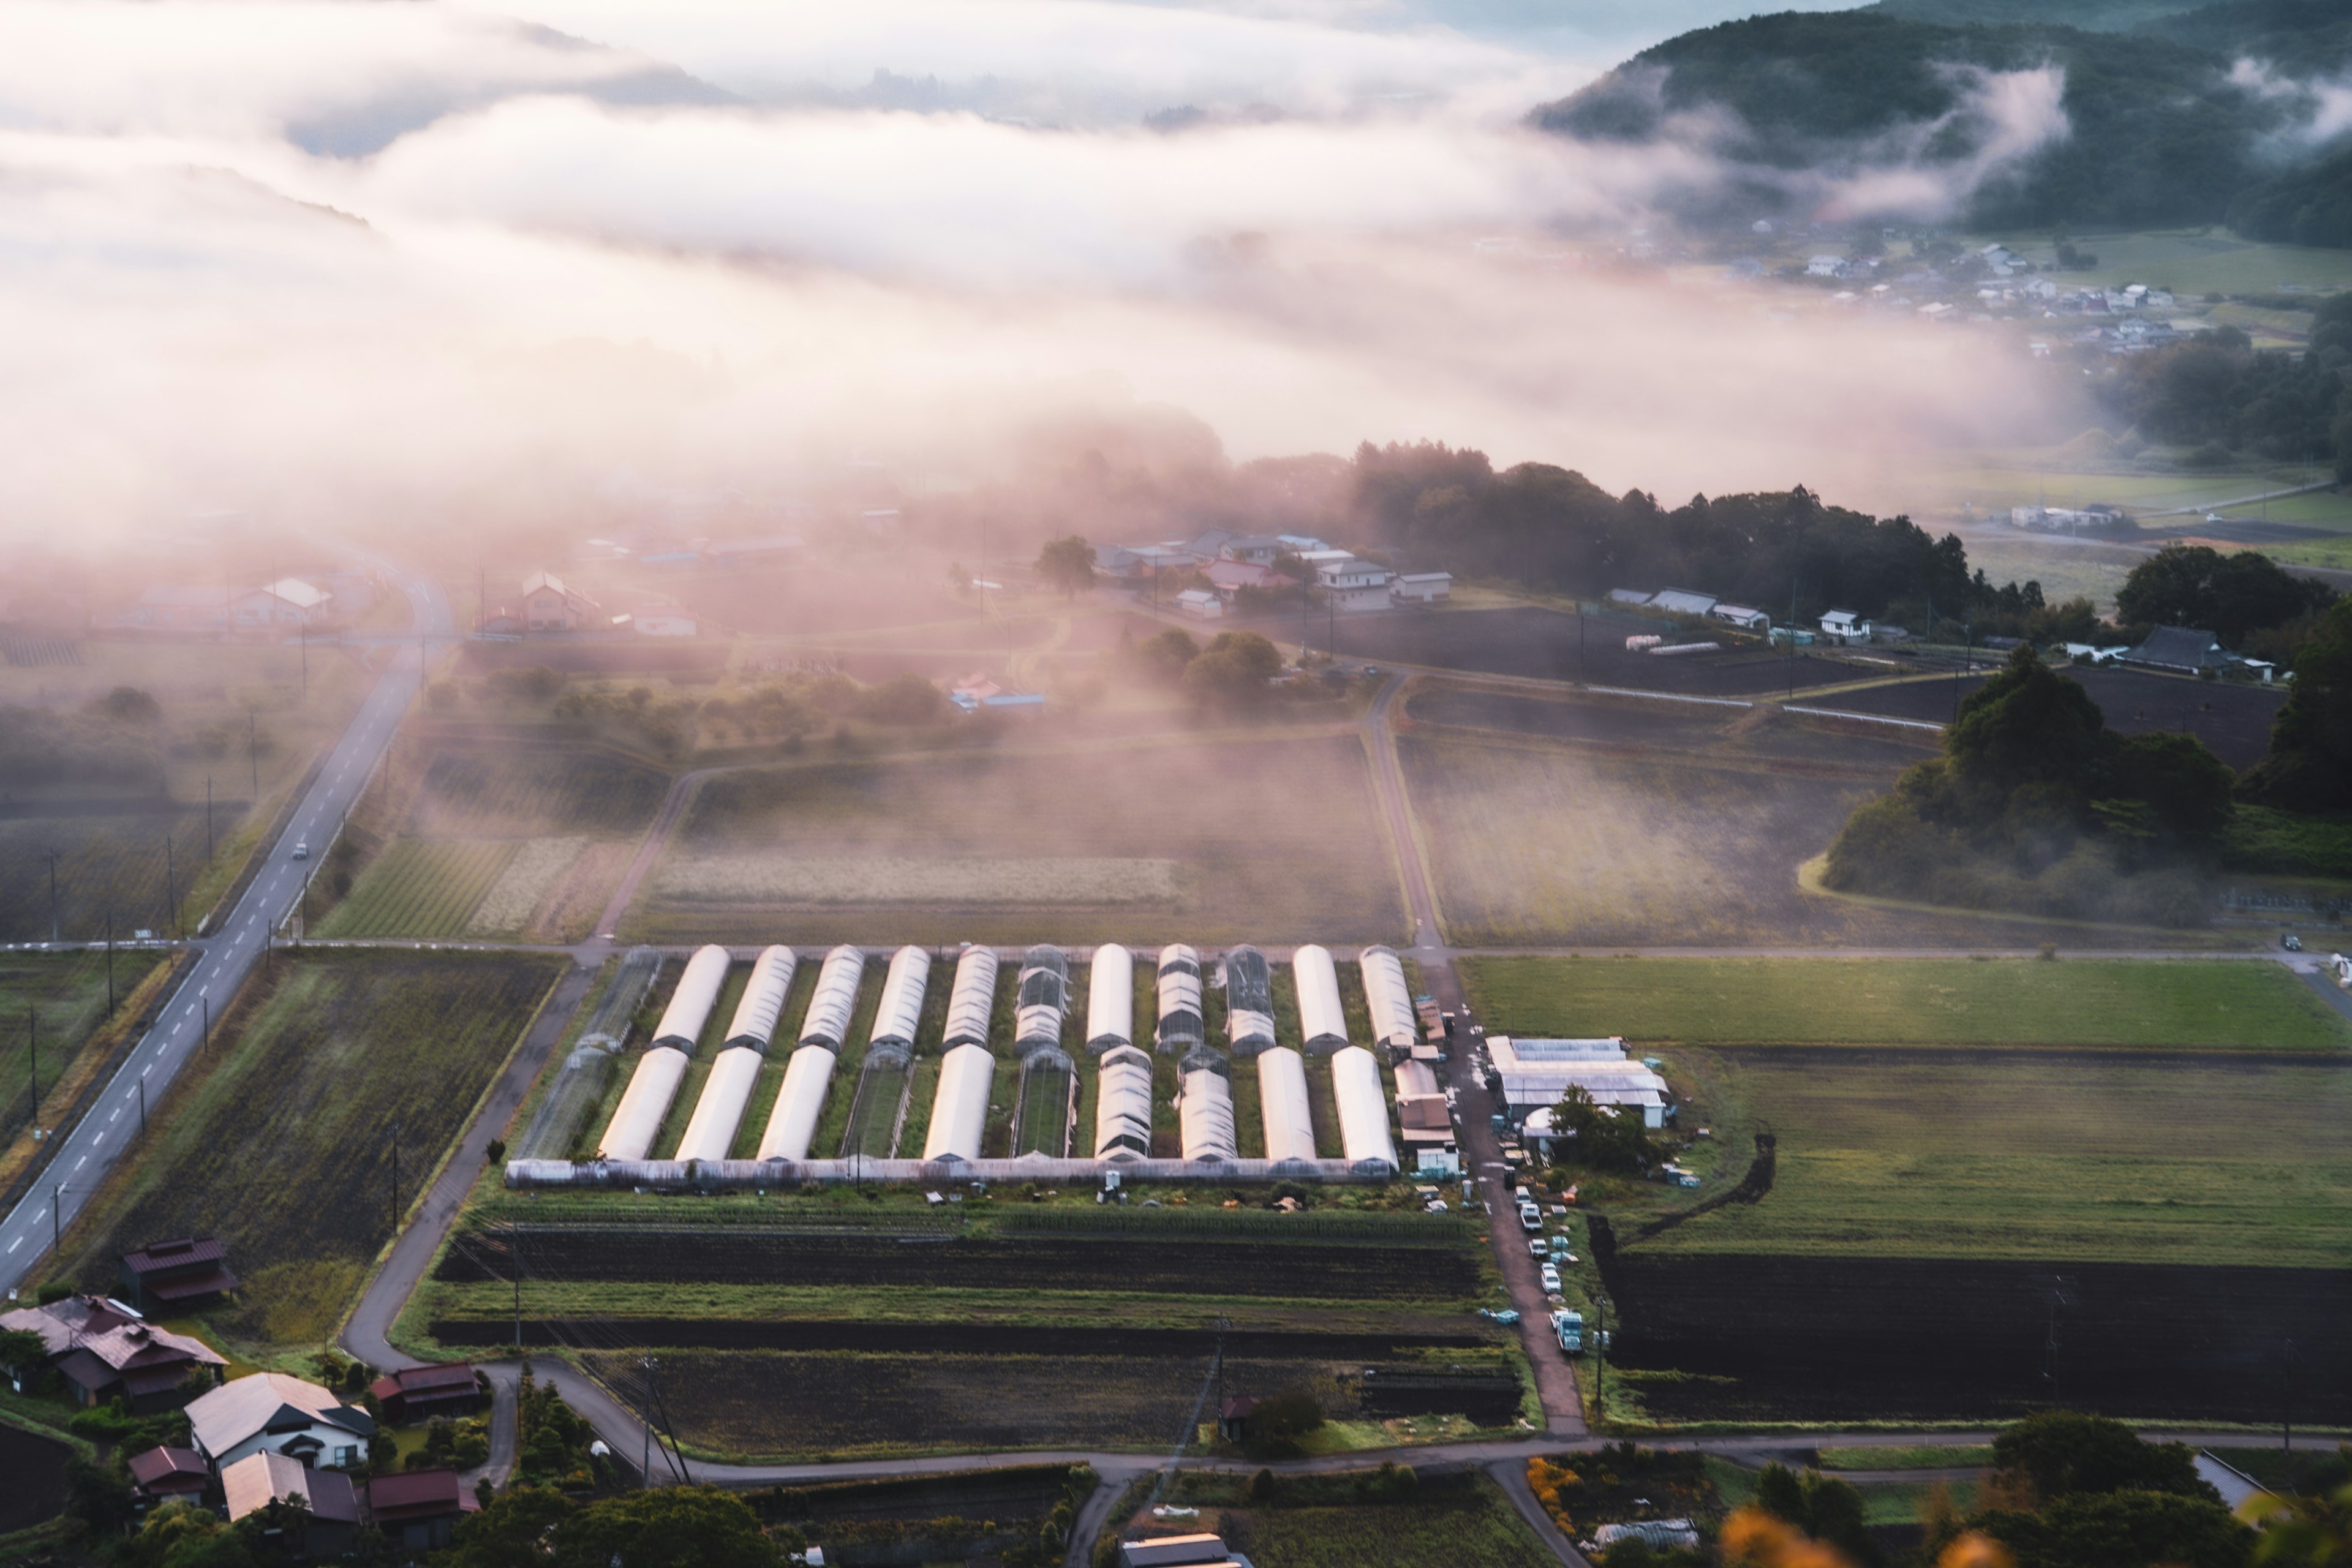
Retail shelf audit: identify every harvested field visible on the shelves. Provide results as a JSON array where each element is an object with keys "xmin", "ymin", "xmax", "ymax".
[
  {"xmin": 527, "ymin": 839, "xmax": 636, "ymax": 943},
  {"xmin": 61, "ymin": 951, "xmax": 562, "ymax": 1348},
  {"xmin": 1604, "ymin": 1250, "xmax": 2352, "ymax": 1425},
  {"xmin": 1408, "ymin": 686, "xmax": 1936, "ymax": 772},
  {"xmin": 314, "ymin": 838, "xmax": 515, "ymax": 938},
  {"xmin": 434, "ymin": 1226, "xmax": 1485, "ymax": 1302},
  {"xmin": 434, "ymin": 1317, "xmax": 1486, "ymax": 1360},
  {"xmin": 1161, "ymin": 1471, "xmax": 1553, "ymax": 1568},
  {"xmin": 636, "ymin": 736, "xmax": 1406, "ymax": 945},
  {"xmin": 1461, "ymin": 956, "xmax": 2352, "ymax": 1050},
  {"xmin": 1819, "ymin": 666, "xmax": 2286, "ymax": 770},
  {"xmin": 1400, "ymin": 733, "xmax": 2046, "ymax": 947},
  {"xmin": 0, "ymin": 805, "xmax": 213, "ymax": 941},
  {"xmin": 410, "ymin": 744, "xmax": 669, "ymax": 837},
  {"xmin": 1311, "ymin": 605, "xmax": 1879, "ymax": 693},
  {"xmin": 468, "ymin": 836, "xmax": 587, "ymax": 937}
]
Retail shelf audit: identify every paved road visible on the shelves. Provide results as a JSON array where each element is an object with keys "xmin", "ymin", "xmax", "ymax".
[{"xmin": 0, "ymin": 570, "xmax": 453, "ymax": 1297}]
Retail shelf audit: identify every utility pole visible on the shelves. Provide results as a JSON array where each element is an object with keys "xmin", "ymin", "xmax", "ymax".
[
  {"xmin": 641, "ymin": 1355, "xmax": 658, "ymax": 1488},
  {"xmin": 1594, "ymin": 1297, "xmax": 1608, "ymax": 1415},
  {"xmin": 51, "ymin": 1183, "xmax": 65, "ymax": 1254},
  {"xmin": 138, "ymin": 1074, "xmax": 147, "ymax": 1145},
  {"xmin": 200, "ymin": 990, "xmax": 209, "ymax": 1057},
  {"xmin": 250, "ymin": 712, "xmax": 259, "ymax": 799},
  {"xmin": 389, "ymin": 1120, "xmax": 401, "ymax": 1238},
  {"xmin": 165, "ymin": 834, "xmax": 177, "ymax": 939},
  {"xmin": 1577, "ymin": 606, "xmax": 1586, "ymax": 684},
  {"xmin": 1952, "ymin": 624, "xmax": 1973, "ymax": 722},
  {"xmin": 105, "ymin": 911, "xmax": 115, "ymax": 1016},
  {"xmin": 46, "ymin": 851, "xmax": 59, "ymax": 944},
  {"xmin": 205, "ymin": 774, "xmax": 214, "ymax": 862},
  {"xmin": 2282, "ymin": 1338, "xmax": 2296, "ymax": 1454},
  {"xmin": 26, "ymin": 1006, "xmax": 36, "ymax": 1129}
]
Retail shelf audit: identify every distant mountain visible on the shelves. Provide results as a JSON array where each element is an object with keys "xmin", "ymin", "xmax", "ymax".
[
  {"xmin": 1532, "ymin": 7, "xmax": 2352, "ymax": 242},
  {"xmin": 1870, "ymin": 0, "xmax": 2198, "ymax": 31}
]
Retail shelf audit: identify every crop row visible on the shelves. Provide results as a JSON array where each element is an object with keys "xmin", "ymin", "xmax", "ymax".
[{"xmin": 317, "ymin": 837, "xmax": 515, "ymax": 938}]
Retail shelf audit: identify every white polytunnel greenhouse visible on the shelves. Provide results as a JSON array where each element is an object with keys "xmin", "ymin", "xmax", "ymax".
[
  {"xmin": 1095, "ymin": 1045, "xmax": 1155, "ymax": 1158},
  {"xmin": 1155, "ymin": 944, "xmax": 1204, "ymax": 1052},
  {"xmin": 673, "ymin": 1044, "xmax": 763, "ymax": 1163},
  {"xmin": 1357, "ymin": 945, "xmax": 1419, "ymax": 1054},
  {"xmin": 1225, "ymin": 946, "xmax": 1275, "ymax": 1055},
  {"xmin": 1257, "ymin": 1046, "xmax": 1316, "ymax": 1163},
  {"xmin": 1292, "ymin": 944, "xmax": 1348, "ymax": 1053},
  {"xmin": 595, "ymin": 1045, "xmax": 689, "ymax": 1161},
  {"xmin": 922, "ymin": 1044, "xmax": 995, "ymax": 1163},
  {"xmin": 870, "ymin": 944, "xmax": 932, "ymax": 1049},
  {"xmin": 943, "ymin": 946, "xmax": 998, "ymax": 1049},
  {"xmin": 1016, "ymin": 946, "xmax": 1069, "ymax": 1050},
  {"xmin": 755, "ymin": 1045, "xmax": 837, "ymax": 1161},
  {"xmin": 1177, "ymin": 1062, "xmax": 1238, "ymax": 1162},
  {"xmin": 1332, "ymin": 1046, "xmax": 1398, "ymax": 1170},
  {"xmin": 1087, "ymin": 944, "xmax": 1133, "ymax": 1052},
  {"xmin": 654, "ymin": 944, "xmax": 731, "ymax": 1047},
  {"xmin": 799, "ymin": 944, "xmax": 866, "ymax": 1049},
  {"xmin": 725, "ymin": 946, "xmax": 798, "ymax": 1049}
]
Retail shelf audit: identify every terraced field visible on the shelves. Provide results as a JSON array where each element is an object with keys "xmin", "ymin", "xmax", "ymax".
[{"xmin": 315, "ymin": 839, "xmax": 516, "ymax": 938}]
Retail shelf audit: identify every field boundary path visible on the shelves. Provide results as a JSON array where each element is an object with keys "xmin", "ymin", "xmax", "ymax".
[
  {"xmin": 593, "ymin": 766, "xmax": 720, "ymax": 940},
  {"xmin": 0, "ymin": 565, "xmax": 454, "ymax": 1298}
]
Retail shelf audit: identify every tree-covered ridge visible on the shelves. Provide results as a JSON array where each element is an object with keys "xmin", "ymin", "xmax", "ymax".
[{"xmin": 1531, "ymin": 7, "xmax": 2351, "ymax": 237}]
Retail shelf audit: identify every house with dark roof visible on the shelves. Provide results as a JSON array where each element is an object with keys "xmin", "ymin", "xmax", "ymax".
[
  {"xmin": 120, "ymin": 1235, "xmax": 238, "ymax": 1313},
  {"xmin": 127, "ymin": 1446, "xmax": 211, "ymax": 1509},
  {"xmin": 368, "ymin": 1363, "xmax": 483, "ymax": 1425},
  {"xmin": 224, "ymin": 1451, "xmax": 363, "ymax": 1558},
  {"xmin": 0, "ymin": 1294, "xmax": 225, "ymax": 1410},
  {"xmin": 369, "ymin": 1469, "xmax": 478, "ymax": 1551},
  {"xmin": 187, "ymin": 1373, "xmax": 377, "ymax": 1471},
  {"xmin": 2121, "ymin": 625, "xmax": 2230, "ymax": 674}
]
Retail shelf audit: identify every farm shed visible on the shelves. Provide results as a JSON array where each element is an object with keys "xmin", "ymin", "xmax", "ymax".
[
  {"xmin": 1087, "ymin": 944, "xmax": 1135, "ymax": 1051},
  {"xmin": 595, "ymin": 1044, "xmax": 690, "ymax": 1161},
  {"xmin": 118, "ymin": 1235, "xmax": 237, "ymax": 1314},
  {"xmin": 943, "ymin": 946, "xmax": 999, "ymax": 1048},
  {"xmin": 922, "ymin": 1044, "xmax": 995, "ymax": 1163},
  {"xmin": 1155, "ymin": 944, "xmax": 1204, "ymax": 1052},
  {"xmin": 755, "ymin": 1046, "xmax": 837, "ymax": 1161},
  {"xmin": 1488, "ymin": 1036, "xmax": 1670, "ymax": 1127},
  {"xmin": 1256, "ymin": 1047, "xmax": 1316, "ymax": 1163},
  {"xmin": 1224, "ymin": 946, "xmax": 1276, "ymax": 1055},
  {"xmin": 654, "ymin": 944, "xmax": 731, "ymax": 1047},
  {"xmin": 1357, "ymin": 946, "xmax": 1419, "ymax": 1056},
  {"xmin": 367, "ymin": 1364, "xmax": 481, "ymax": 1425},
  {"xmin": 870, "ymin": 945, "xmax": 932, "ymax": 1049},
  {"xmin": 1395, "ymin": 1058, "xmax": 1440, "ymax": 1101},
  {"xmin": 1291, "ymin": 944, "xmax": 1349, "ymax": 1052},
  {"xmin": 1177, "ymin": 1060, "xmax": 1239, "ymax": 1162},
  {"xmin": 1095, "ymin": 1045, "xmax": 1156, "ymax": 1158},
  {"xmin": 674, "ymin": 1044, "xmax": 764, "ymax": 1162},
  {"xmin": 725, "ymin": 946, "xmax": 797, "ymax": 1049},
  {"xmin": 1331, "ymin": 1046, "xmax": 1398, "ymax": 1170},
  {"xmin": 800, "ymin": 944, "xmax": 867, "ymax": 1049},
  {"xmin": 1017, "ymin": 945, "xmax": 1070, "ymax": 1050}
]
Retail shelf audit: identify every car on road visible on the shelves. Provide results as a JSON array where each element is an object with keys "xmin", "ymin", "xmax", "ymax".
[
  {"xmin": 1540, "ymin": 1264, "xmax": 1562, "ymax": 1294},
  {"xmin": 1527, "ymin": 1237, "xmax": 1549, "ymax": 1258},
  {"xmin": 2282, "ymin": 932, "xmax": 2302, "ymax": 951},
  {"xmin": 1518, "ymin": 1200, "xmax": 1543, "ymax": 1231},
  {"xmin": 292, "ymin": 840, "xmax": 310, "ymax": 859}
]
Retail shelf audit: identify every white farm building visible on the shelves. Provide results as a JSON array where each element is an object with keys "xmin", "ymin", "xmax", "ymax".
[{"xmin": 1488, "ymin": 1036, "xmax": 1672, "ymax": 1127}]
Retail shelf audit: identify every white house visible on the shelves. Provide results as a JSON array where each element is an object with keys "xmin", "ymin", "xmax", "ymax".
[
  {"xmin": 519, "ymin": 571, "xmax": 597, "ymax": 632},
  {"xmin": 1172, "ymin": 588, "xmax": 1223, "ymax": 620},
  {"xmin": 1391, "ymin": 572, "xmax": 1452, "ymax": 604},
  {"xmin": 1317, "ymin": 557, "xmax": 1392, "ymax": 612},
  {"xmin": 187, "ymin": 1373, "xmax": 377, "ymax": 1472},
  {"xmin": 1819, "ymin": 609, "xmax": 1870, "ymax": 643}
]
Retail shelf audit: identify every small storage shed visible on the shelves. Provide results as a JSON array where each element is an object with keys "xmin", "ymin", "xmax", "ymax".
[
  {"xmin": 1095, "ymin": 1045, "xmax": 1156, "ymax": 1158},
  {"xmin": 943, "ymin": 946, "xmax": 999, "ymax": 1048},
  {"xmin": 800, "ymin": 945, "xmax": 867, "ymax": 1049},
  {"xmin": 118, "ymin": 1236, "xmax": 237, "ymax": 1314},
  {"xmin": 1256, "ymin": 1047, "xmax": 1316, "ymax": 1163},
  {"xmin": 1292, "ymin": 944, "xmax": 1348, "ymax": 1053},
  {"xmin": 922, "ymin": 1044, "xmax": 995, "ymax": 1163},
  {"xmin": 1155, "ymin": 944, "xmax": 1204, "ymax": 1052},
  {"xmin": 1087, "ymin": 944, "xmax": 1134, "ymax": 1052}
]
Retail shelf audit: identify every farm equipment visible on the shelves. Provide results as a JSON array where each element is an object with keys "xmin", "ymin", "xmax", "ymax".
[
  {"xmin": 1478, "ymin": 1307, "xmax": 1521, "ymax": 1326},
  {"xmin": 1552, "ymin": 1309, "xmax": 1584, "ymax": 1352}
]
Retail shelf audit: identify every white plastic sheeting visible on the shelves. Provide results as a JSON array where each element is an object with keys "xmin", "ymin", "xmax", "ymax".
[
  {"xmin": 1225, "ymin": 946, "xmax": 1275, "ymax": 1054},
  {"xmin": 653, "ymin": 944, "xmax": 731, "ymax": 1049},
  {"xmin": 1094, "ymin": 1045, "xmax": 1155, "ymax": 1158},
  {"xmin": 943, "ymin": 947, "xmax": 998, "ymax": 1049},
  {"xmin": 1087, "ymin": 944, "xmax": 1133, "ymax": 1052},
  {"xmin": 674, "ymin": 1046, "xmax": 762, "ymax": 1162},
  {"xmin": 756, "ymin": 1046, "xmax": 837, "ymax": 1161},
  {"xmin": 1177, "ymin": 1066, "xmax": 1238, "ymax": 1162},
  {"xmin": 1357, "ymin": 945, "xmax": 1419, "ymax": 1054},
  {"xmin": 595, "ymin": 1046, "xmax": 689, "ymax": 1160},
  {"xmin": 1331, "ymin": 1046, "xmax": 1398, "ymax": 1170},
  {"xmin": 1155, "ymin": 945, "xmax": 1203, "ymax": 1052},
  {"xmin": 1257, "ymin": 1047, "xmax": 1316, "ymax": 1163},
  {"xmin": 870, "ymin": 945, "xmax": 932, "ymax": 1048},
  {"xmin": 922, "ymin": 1044, "xmax": 995, "ymax": 1163},
  {"xmin": 799, "ymin": 945, "xmax": 866, "ymax": 1049},
  {"xmin": 1016, "ymin": 946, "xmax": 1069, "ymax": 1050},
  {"xmin": 1292, "ymin": 944, "xmax": 1348, "ymax": 1052},
  {"xmin": 725, "ymin": 946, "xmax": 798, "ymax": 1050}
]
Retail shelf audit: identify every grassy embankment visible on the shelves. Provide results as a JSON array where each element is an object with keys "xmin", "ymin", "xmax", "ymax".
[
  {"xmin": 1461, "ymin": 956, "xmax": 2352, "ymax": 1266},
  {"xmin": 0, "ymin": 950, "xmax": 174, "ymax": 1198},
  {"xmin": 53, "ymin": 950, "xmax": 562, "ymax": 1357}
]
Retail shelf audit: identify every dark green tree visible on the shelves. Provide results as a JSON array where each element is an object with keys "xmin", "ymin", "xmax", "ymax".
[
  {"xmin": 1976, "ymin": 1490, "xmax": 2250, "ymax": 1568},
  {"xmin": 2116, "ymin": 546, "xmax": 2335, "ymax": 647},
  {"xmin": 1134, "ymin": 627, "xmax": 1199, "ymax": 682},
  {"xmin": 1546, "ymin": 1084, "xmax": 1658, "ymax": 1174},
  {"xmin": 2241, "ymin": 596, "xmax": 2352, "ymax": 812},
  {"xmin": 1990, "ymin": 1411, "xmax": 2214, "ymax": 1502},
  {"xmin": 548, "ymin": 1485, "xmax": 785, "ymax": 1568},
  {"xmin": 1035, "ymin": 536, "xmax": 1099, "ymax": 598},
  {"xmin": 1181, "ymin": 630, "xmax": 1282, "ymax": 705},
  {"xmin": 435, "ymin": 1483, "xmax": 576, "ymax": 1568}
]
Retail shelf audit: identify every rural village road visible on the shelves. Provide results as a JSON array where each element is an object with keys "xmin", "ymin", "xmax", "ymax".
[{"xmin": 0, "ymin": 567, "xmax": 454, "ymax": 1299}]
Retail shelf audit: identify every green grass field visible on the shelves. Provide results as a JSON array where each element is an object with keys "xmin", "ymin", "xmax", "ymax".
[
  {"xmin": 59, "ymin": 951, "xmax": 561, "ymax": 1349},
  {"xmin": 314, "ymin": 837, "xmax": 516, "ymax": 938},
  {"xmin": 1970, "ymin": 229, "xmax": 2352, "ymax": 296},
  {"xmin": 0, "ymin": 951, "xmax": 160, "ymax": 1125},
  {"xmin": 1158, "ymin": 1471, "xmax": 1555, "ymax": 1568},
  {"xmin": 1460, "ymin": 956, "xmax": 2352, "ymax": 1050},
  {"xmin": 1817, "ymin": 1445, "xmax": 1993, "ymax": 1471}
]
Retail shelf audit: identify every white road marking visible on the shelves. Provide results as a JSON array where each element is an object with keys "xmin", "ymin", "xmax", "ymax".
[
  {"xmin": 6, "ymin": 1237, "xmax": 20, "ymax": 1254},
  {"xmin": 72, "ymin": 1156, "xmax": 85, "ymax": 1170},
  {"xmin": 108, "ymin": 1107, "xmax": 119, "ymax": 1123}
]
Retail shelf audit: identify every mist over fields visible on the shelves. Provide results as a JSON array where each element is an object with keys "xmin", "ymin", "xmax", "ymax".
[{"xmin": 0, "ymin": 0, "xmax": 2097, "ymax": 551}]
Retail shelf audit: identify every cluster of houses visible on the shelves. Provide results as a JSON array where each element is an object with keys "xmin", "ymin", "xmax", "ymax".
[
  {"xmin": 1608, "ymin": 586, "xmax": 1902, "ymax": 647},
  {"xmin": 2007, "ymin": 503, "xmax": 2133, "ymax": 534},
  {"xmin": 1, "ymin": 1235, "xmax": 484, "ymax": 1556},
  {"xmin": 475, "ymin": 570, "xmax": 699, "ymax": 640},
  {"xmin": 120, "ymin": 573, "xmax": 375, "ymax": 636},
  {"xmin": 1093, "ymin": 529, "xmax": 1450, "ymax": 622}
]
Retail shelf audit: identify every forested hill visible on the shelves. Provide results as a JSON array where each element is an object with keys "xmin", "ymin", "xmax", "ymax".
[{"xmin": 1531, "ymin": 4, "xmax": 2352, "ymax": 241}]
